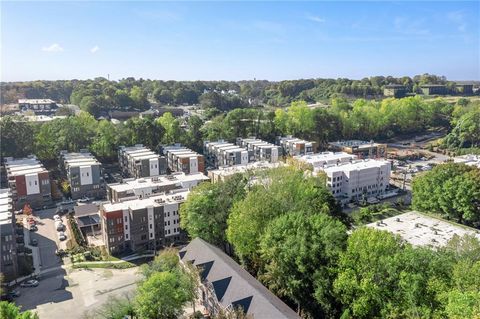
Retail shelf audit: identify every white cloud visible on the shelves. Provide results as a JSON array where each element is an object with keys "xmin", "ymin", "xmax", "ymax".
[
  {"xmin": 41, "ymin": 43, "xmax": 64, "ymax": 52},
  {"xmin": 447, "ymin": 11, "xmax": 466, "ymax": 32},
  {"xmin": 90, "ymin": 45, "xmax": 100, "ymax": 54},
  {"xmin": 307, "ymin": 15, "xmax": 326, "ymax": 23}
]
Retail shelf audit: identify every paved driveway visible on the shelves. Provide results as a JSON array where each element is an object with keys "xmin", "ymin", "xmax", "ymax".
[{"xmin": 16, "ymin": 267, "xmax": 141, "ymax": 319}]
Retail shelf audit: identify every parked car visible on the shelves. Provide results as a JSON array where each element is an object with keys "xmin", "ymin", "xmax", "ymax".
[
  {"xmin": 31, "ymin": 239, "xmax": 38, "ymax": 246},
  {"xmin": 58, "ymin": 232, "xmax": 66, "ymax": 241},
  {"xmin": 77, "ymin": 197, "xmax": 90, "ymax": 203},
  {"xmin": 7, "ymin": 290, "xmax": 21, "ymax": 298},
  {"xmin": 55, "ymin": 221, "xmax": 64, "ymax": 231},
  {"xmin": 29, "ymin": 225, "xmax": 38, "ymax": 232},
  {"xmin": 55, "ymin": 249, "xmax": 67, "ymax": 257},
  {"xmin": 20, "ymin": 280, "xmax": 39, "ymax": 287},
  {"xmin": 53, "ymin": 214, "xmax": 61, "ymax": 221}
]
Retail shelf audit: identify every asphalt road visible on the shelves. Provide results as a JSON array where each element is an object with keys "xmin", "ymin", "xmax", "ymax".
[{"xmin": 31, "ymin": 207, "xmax": 63, "ymax": 271}]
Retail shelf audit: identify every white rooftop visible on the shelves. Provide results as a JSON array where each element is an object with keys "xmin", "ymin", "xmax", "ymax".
[
  {"xmin": 296, "ymin": 152, "xmax": 357, "ymax": 165},
  {"xmin": 209, "ymin": 161, "xmax": 283, "ymax": 177},
  {"xmin": 108, "ymin": 172, "xmax": 209, "ymax": 193},
  {"xmin": 322, "ymin": 159, "xmax": 390, "ymax": 173},
  {"xmin": 367, "ymin": 211, "xmax": 480, "ymax": 247},
  {"xmin": 18, "ymin": 99, "xmax": 55, "ymax": 104},
  {"xmin": 103, "ymin": 189, "xmax": 190, "ymax": 212},
  {"xmin": 62, "ymin": 152, "xmax": 100, "ymax": 167},
  {"xmin": 5, "ymin": 157, "xmax": 48, "ymax": 176}
]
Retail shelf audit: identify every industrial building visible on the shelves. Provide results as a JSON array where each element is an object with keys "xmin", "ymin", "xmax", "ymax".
[
  {"xmin": 0, "ymin": 189, "xmax": 18, "ymax": 280},
  {"xmin": 118, "ymin": 145, "xmax": 167, "ymax": 178},
  {"xmin": 59, "ymin": 150, "xmax": 104, "ymax": 200},
  {"xmin": 4, "ymin": 156, "xmax": 52, "ymax": 210},
  {"xmin": 276, "ymin": 136, "xmax": 316, "ymax": 156},
  {"xmin": 328, "ymin": 140, "xmax": 387, "ymax": 159},
  {"xmin": 162, "ymin": 145, "xmax": 205, "ymax": 174},
  {"xmin": 321, "ymin": 159, "xmax": 391, "ymax": 203}
]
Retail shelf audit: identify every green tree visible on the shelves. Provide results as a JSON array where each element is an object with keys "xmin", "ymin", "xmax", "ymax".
[
  {"xmin": 259, "ymin": 211, "xmax": 347, "ymax": 317},
  {"xmin": 140, "ymin": 248, "xmax": 180, "ymax": 279},
  {"xmin": 0, "ymin": 301, "xmax": 39, "ymax": 319},
  {"xmin": 180, "ymin": 174, "xmax": 247, "ymax": 248},
  {"xmin": 134, "ymin": 271, "xmax": 192, "ymax": 319},
  {"xmin": 156, "ymin": 112, "xmax": 181, "ymax": 145},
  {"xmin": 0, "ymin": 116, "xmax": 36, "ymax": 158},
  {"xmin": 91, "ymin": 120, "xmax": 119, "ymax": 159}
]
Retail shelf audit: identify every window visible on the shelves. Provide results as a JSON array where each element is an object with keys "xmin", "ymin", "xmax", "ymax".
[
  {"xmin": 125, "ymin": 234, "xmax": 129, "ymax": 240},
  {"xmin": 124, "ymin": 216, "xmax": 128, "ymax": 222},
  {"xmin": 150, "ymin": 233, "xmax": 153, "ymax": 238},
  {"xmin": 125, "ymin": 225, "xmax": 128, "ymax": 230},
  {"xmin": 149, "ymin": 224, "xmax": 152, "ymax": 229}
]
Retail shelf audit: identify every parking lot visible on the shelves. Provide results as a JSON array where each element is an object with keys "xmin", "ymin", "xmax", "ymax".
[{"xmin": 15, "ymin": 267, "xmax": 141, "ymax": 319}]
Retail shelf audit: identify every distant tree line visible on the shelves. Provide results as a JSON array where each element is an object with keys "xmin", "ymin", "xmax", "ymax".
[
  {"xmin": 0, "ymin": 73, "xmax": 467, "ymax": 112},
  {"xmin": 2, "ymin": 97, "xmax": 478, "ymax": 163}
]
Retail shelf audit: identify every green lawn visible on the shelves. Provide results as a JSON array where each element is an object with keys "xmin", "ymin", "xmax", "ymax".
[{"xmin": 72, "ymin": 261, "xmax": 135, "ymax": 269}]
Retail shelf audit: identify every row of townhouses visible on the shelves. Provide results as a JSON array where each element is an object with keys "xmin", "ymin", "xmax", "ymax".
[
  {"xmin": 4, "ymin": 156, "xmax": 52, "ymax": 210},
  {"xmin": 59, "ymin": 150, "xmax": 104, "ymax": 200},
  {"xmin": 161, "ymin": 145, "xmax": 205, "ymax": 174},
  {"xmin": 236, "ymin": 138, "xmax": 281, "ymax": 163},
  {"xmin": 276, "ymin": 136, "xmax": 317, "ymax": 156},
  {"xmin": 0, "ymin": 189, "xmax": 17, "ymax": 281},
  {"xmin": 203, "ymin": 141, "xmax": 253, "ymax": 168},
  {"xmin": 118, "ymin": 145, "xmax": 167, "ymax": 178}
]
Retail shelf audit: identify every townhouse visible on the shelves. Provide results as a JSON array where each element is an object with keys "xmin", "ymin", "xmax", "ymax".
[
  {"xmin": 236, "ymin": 138, "xmax": 281, "ymax": 163},
  {"xmin": 276, "ymin": 136, "xmax": 317, "ymax": 156},
  {"xmin": 295, "ymin": 152, "xmax": 357, "ymax": 172},
  {"xmin": 118, "ymin": 145, "xmax": 167, "ymax": 178},
  {"xmin": 203, "ymin": 141, "xmax": 253, "ymax": 168},
  {"xmin": 0, "ymin": 189, "xmax": 18, "ymax": 280},
  {"xmin": 59, "ymin": 150, "xmax": 104, "ymax": 199},
  {"xmin": 321, "ymin": 159, "xmax": 391, "ymax": 203},
  {"xmin": 106, "ymin": 172, "xmax": 209, "ymax": 203},
  {"xmin": 5, "ymin": 156, "xmax": 51, "ymax": 210},
  {"xmin": 179, "ymin": 238, "xmax": 300, "ymax": 319},
  {"xmin": 162, "ymin": 145, "xmax": 205, "ymax": 174},
  {"xmin": 101, "ymin": 189, "xmax": 189, "ymax": 254}
]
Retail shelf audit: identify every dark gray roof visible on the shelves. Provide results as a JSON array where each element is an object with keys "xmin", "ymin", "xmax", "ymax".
[
  {"xmin": 74, "ymin": 204, "xmax": 99, "ymax": 217},
  {"xmin": 179, "ymin": 238, "xmax": 300, "ymax": 319}
]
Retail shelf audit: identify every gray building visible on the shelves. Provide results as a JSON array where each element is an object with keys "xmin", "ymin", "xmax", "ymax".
[
  {"xmin": 4, "ymin": 156, "xmax": 51, "ymax": 210},
  {"xmin": 162, "ymin": 145, "xmax": 205, "ymax": 174},
  {"xmin": 59, "ymin": 150, "xmax": 104, "ymax": 200},
  {"xmin": 118, "ymin": 145, "xmax": 167, "ymax": 178},
  {"xmin": 384, "ymin": 84, "xmax": 406, "ymax": 98},
  {"xmin": 179, "ymin": 238, "xmax": 300, "ymax": 319},
  {"xmin": 0, "ymin": 189, "xmax": 18, "ymax": 281},
  {"xmin": 101, "ymin": 189, "xmax": 189, "ymax": 254},
  {"xmin": 236, "ymin": 138, "xmax": 281, "ymax": 163},
  {"xmin": 18, "ymin": 99, "xmax": 58, "ymax": 115},
  {"xmin": 203, "ymin": 141, "xmax": 253, "ymax": 168},
  {"xmin": 276, "ymin": 136, "xmax": 317, "ymax": 157}
]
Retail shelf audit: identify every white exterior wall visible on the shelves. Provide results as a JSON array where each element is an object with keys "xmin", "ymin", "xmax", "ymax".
[
  {"xmin": 147, "ymin": 206, "xmax": 155, "ymax": 240},
  {"xmin": 149, "ymin": 158, "xmax": 159, "ymax": 176},
  {"xmin": 80, "ymin": 166, "xmax": 93, "ymax": 185},
  {"xmin": 241, "ymin": 151, "xmax": 248, "ymax": 164},
  {"xmin": 270, "ymin": 148, "xmax": 279, "ymax": 163},
  {"xmin": 123, "ymin": 209, "xmax": 131, "ymax": 241},
  {"xmin": 189, "ymin": 157, "xmax": 198, "ymax": 174},
  {"xmin": 163, "ymin": 203, "xmax": 179, "ymax": 236},
  {"xmin": 25, "ymin": 173, "xmax": 40, "ymax": 195}
]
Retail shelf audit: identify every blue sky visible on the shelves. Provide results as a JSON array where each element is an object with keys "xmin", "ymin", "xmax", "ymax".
[{"xmin": 2, "ymin": 1, "xmax": 479, "ymax": 81}]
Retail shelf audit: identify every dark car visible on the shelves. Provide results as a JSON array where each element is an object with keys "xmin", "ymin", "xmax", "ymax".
[
  {"xmin": 7, "ymin": 290, "xmax": 21, "ymax": 298},
  {"xmin": 29, "ymin": 225, "xmax": 38, "ymax": 232},
  {"xmin": 31, "ymin": 239, "xmax": 38, "ymax": 246}
]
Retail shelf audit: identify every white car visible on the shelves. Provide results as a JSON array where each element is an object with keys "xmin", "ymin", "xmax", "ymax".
[
  {"xmin": 55, "ymin": 221, "xmax": 64, "ymax": 231},
  {"xmin": 58, "ymin": 232, "xmax": 66, "ymax": 241},
  {"xmin": 53, "ymin": 215, "xmax": 61, "ymax": 221}
]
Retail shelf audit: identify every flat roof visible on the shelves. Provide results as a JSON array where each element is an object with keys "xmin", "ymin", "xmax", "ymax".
[
  {"xmin": 210, "ymin": 162, "xmax": 283, "ymax": 177},
  {"xmin": 329, "ymin": 140, "xmax": 383, "ymax": 148},
  {"xmin": 103, "ymin": 189, "xmax": 190, "ymax": 212},
  {"xmin": 108, "ymin": 172, "xmax": 209, "ymax": 193},
  {"xmin": 5, "ymin": 157, "xmax": 48, "ymax": 176},
  {"xmin": 322, "ymin": 159, "xmax": 390, "ymax": 173},
  {"xmin": 297, "ymin": 152, "xmax": 357, "ymax": 164},
  {"xmin": 18, "ymin": 99, "xmax": 56, "ymax": 104},
  {"xmin": 366, "ymin": 211, "xmax": 480, "ymax": 247}
]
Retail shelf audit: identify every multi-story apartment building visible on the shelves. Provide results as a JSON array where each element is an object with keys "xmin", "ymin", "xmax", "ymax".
[
  {"xmin": 59, "ymin": 150, "xmax": 104, "ymax": 200},
  {"xmin": 179, "ymin": 238, "xmax": 300, "ymax": 319},
  {"xmin": 101, "ymin": 189, "xmax": 189, "ymax": 254},
  {"xmin": 5, "ymin": 156, "xmax": 51, "ymax": 210},
  {"xmin": 321, "ymin": 159, "xmax": 391, "ymax": 203},
  {"xmin": 208, "ymin": 161, "xmax": 283, "ymax": 183},
  {"xmin": 236, "ymin": 138, "xmax": 281, "ymax": 163},
  {"xmin": 328, "ymin": 140, "xmax": 387, "ymax": 159},
  {"xmin": 203, "ymin": 141, "xmax": 253, "ymax": 168},
  {"xmin": 0, "ymin": 189, "xmax": 18, "ymax": 280},
  {"xmin": 276, "ymin": 136, "xmax": 316, "ymax": 156},
  {"xmin": 118, "ymin": 145, "xmax": 167, "ymax": 178},
  {"xmin": 295, "ymin": 152, "xmax": 357, "ymax": 172},
  {"xmin": 162, "ymin": 145, "xmax": 205, "ymax": 174},
  {"xmin": 106, "ymin": 172, "xmax": 209, "ymax": 203}
]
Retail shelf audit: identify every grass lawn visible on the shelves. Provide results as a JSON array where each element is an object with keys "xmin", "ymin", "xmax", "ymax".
[{"xmin": 72, "ymin": 261, "xmax": 136, "ymax": 269}]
